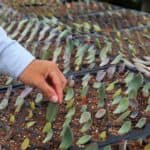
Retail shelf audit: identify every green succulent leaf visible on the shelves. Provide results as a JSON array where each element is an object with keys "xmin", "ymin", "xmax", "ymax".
[
  {"xmin": 86, "ymin": 46, "xmax": 96, "ymax": 64},
  {"xmin": 118, "ymin": 121, "xmax": 132, "ymax": 135},
  {"xmin": 62, "ymin": 118, "xmax": 72, "ymax": 132},
  {"xmin": 148, "ymin": 97, "xmax": 150, "ymax": 104},
  {"xmin": 83, "ymin": 22, "xmax": 91, "ymax": 32},
  {"xmin": 98, "ymin": 83, "xmax": 106, "ymax": 108},
  {"xmin": 125, "ymin": 73, "xmax": 143, "ymax": 98},
  {"xmin": 75, "ymin": 44, "xmax": 89, "ymax": 70},
  {"xmin": 106, "ymin": 81, "xmax": 118, "ymax": 91},
  {"xmin": 80, "ymin": 120, "xmax": 92, "ymax": 133},
  {"xmin": 76, "ymin": 135, "xmax": 91, "ymax": 146},
  {"xmin": 41, "ymin": 44, "xmax": 51, "ymax": 60},
  {"xmin": 111, "ymin": 54, "xmax": 123, "ymax": 65},
  {"xmin": 59, "ymin": 126, "xmax": 73, "ymax": 150},
  {"xmin": 146, "ymin": 104, "xmax": 150, "ymax": 112},
  {"xmin": 46, "ymin": 103, "xmax": 58, "ymax": 123},
  {"xmin": 42, "ymin": 122, "xmax": 52, "ymax": 133},
  {"xmin": 0, "ymin": 98, "xmax": 8, "ymax": 110},
  {"xmin": 113, "ymin": 97, "xmax": 129, "ymax": 114},
  {"xmin": 112, "ymin": 96, "xmax": 122, "ymax": 105},
  {"xmin": 103, "ymin": 145, "xmax": 112, "ymax": 150},
  {"xmin": 81, "ymin": 105, "xmax": 88, "ymax": 112},
  {"xmin": 135, "ymin": 117, "xmax": 147, "ymax": 128},
  {"xmin": 113, "ymin": 88, "xmax": 122, "ymax": 98},
  {"xmin": 35, "ymin": 93, "xmax": 43, "ymax": 104},
  {"xmin": 124, "ymin": 72, "xmax": 134, "ymax": 84},
  {"xmin": 5, "ymin": 77, "xmax": 13, "ymax": 85},
  {"xmin": 15, "ymin": 97, "xmax": 24, "ymax": 113},
  {"xmin": 85, "ymin": 143, "xmax": 99, "ymax": 150},
  {"xmin": 142, "ymin": 83, "xmax": 150, "ymax": 97},
  {"xmin": 82, "ymin": 74, "xmax": 91, "ymax": 87},
  {"xmin": 81, "ymin": 86, "xmax": 89, "ymax": 97},
  {"xmin": 65, "ymin": 107, "xmax": 75, "ymax": 119},
  {"xmin": 58, "ymin": 29, "xmax": 70, "ymax": 39},
  {"xmin": 93, "ymin": 82, "xmax": 101, "ymax": 89},
  {"xmin": 53, "ymin": 47, "xmax": 62, "ymax": 62},
  {"xmin": 42, "ymin": 129, "xmax": 53, "ymax": 143},
  {"xmin": 100, "ymin": 42, "xmax": 112, "ymax": 62},
  {"xmin": 116, "ymin": 110, "xmax": 131, "ymax": 122},
  {"xmin": 11, "ymin": 19, "xmax": 28, "ymax": 39},
  {"xmin": 79, "ymin": 111, "xmax": 91, "ymax": 124},
  {"xmin": 65, "ymin": 88, "xmax": 74, "ymax": 101}
]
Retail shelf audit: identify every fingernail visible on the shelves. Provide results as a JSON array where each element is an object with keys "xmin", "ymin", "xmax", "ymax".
[{"xmin": 51, "ymin": 95, "xmax": 58, "ymax": 103}]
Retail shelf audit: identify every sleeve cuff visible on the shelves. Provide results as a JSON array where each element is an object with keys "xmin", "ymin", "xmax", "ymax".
[{"xmin": 0, "ymin": 40, "xmax": 35, "ymax": 78}]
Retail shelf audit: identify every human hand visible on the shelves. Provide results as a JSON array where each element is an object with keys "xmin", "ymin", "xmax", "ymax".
[{"xmin": 19, "ymin": 59, "xmax": 67, "ymax": 104}]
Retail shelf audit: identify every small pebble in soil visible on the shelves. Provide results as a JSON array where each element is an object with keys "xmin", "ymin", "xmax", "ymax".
[
  {"xmin": 95, "ymin": 109, "xmax": 106, "ymax": 119},
  {"xmin": 130, "ymin": 111, "xmax": 138, "ymax": 119}
]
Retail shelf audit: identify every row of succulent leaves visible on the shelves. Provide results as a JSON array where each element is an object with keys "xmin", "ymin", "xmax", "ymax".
[
  {"xmin": 0, "ymin": 16, "xmax": 149, "ymax": 79},
  {"xmin": 61, "ymin": 11, "xmax": 150, "ymax": 34},
  {"xmin": 2, "ymin": 1, "xmax": 150, "ymax": 34},
  {"xmin": 0, "ymin": 3, "xmax": 149, "ymax": 105},
  {"xmin": 6, "ymin": 0, "xmax": 149, "ymax": 34},
  {"xmin": 6, "ymin": 0, "xmax": 106, "ymax": 5},
  {"xmin": 0, "ymin": 5, "xmax": 149, "ymax": 114},
  {"xmin": 58, "ymin": 72, "xmax": 150, "ymax": 149},
  {"xmin": 0, "ymin": 2, "xmax": 148, "ymax": 47},
  {"xmin": 4, "ymin": 0, "xmax": 119, "ymax": 18},
  {"xmin": 0, "ymin": 4, "xmax": 149, "ymax": 59},
  {"xmin": 0, "ymin": 72, "xmax": 149, "ymax": 149},
  {"xmin": 5, "ymin": 61, "xmax": 150, "ymax": 149},
  {"xmin": 0, "ymin": 2, "xmax": 150, "ymax": 149}
]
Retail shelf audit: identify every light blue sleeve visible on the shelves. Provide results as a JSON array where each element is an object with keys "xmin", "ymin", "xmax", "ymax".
[{"xmin": 0, "ymin": 27, "xmax": 35, "ymax": 78}]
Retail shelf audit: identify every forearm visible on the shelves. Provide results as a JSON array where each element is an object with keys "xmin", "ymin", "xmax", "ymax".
[
  {"xmin": 0, "ymin": 27, "xmax": 35, "ymax": 78},
  {"xmin": 0, "ymin": 27, "xmax": 66, "ymax": 103}
]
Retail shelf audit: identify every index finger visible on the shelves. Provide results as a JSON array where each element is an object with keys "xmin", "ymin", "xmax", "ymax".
[{"xmin": 48, "ymin": 71, "xmax": 63, "ymax": 104}]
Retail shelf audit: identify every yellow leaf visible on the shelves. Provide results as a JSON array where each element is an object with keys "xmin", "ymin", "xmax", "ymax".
[
  {"xmin": 30, "ymin": 102, "xmax": 35, "ymax": 110},
  {"xmin": 144, "ymin": 144, "xmax": 150, "ymax": 150},
  {"xmin": 21, "ymin": 138, "xmax": 30, "ymax": 150},
  {"xmin": 99, "ymin": 131, "xmax": 107, "ymax": 141},
  {"xmin": 27, "ymin": 110, "xmax": 33, "ymax": 119},
  {"xmin": 47, "ymin": 11, "xmax": 53, "ymax": 17},
  {"xmin": 57, "ymin": 25, "xmax": 63, "ymax": 31},
  {"xmin": 9, "ymin": 114, "xmax": 15, "ymax": 124},
  {"xmin": 117, "ymin": 31, "xmax": 121, "ymax": 38},
  {"xmin": 26, "ymin": 121, "xmax": 36, "ymax": 128},
  {"xmin": 66, "ymin": 99, "xmax": 74, "ymax": 110},
  {"xmin": 42, "ymin": 122, "xmax": 52, "ymax": 133},
  {"xmin": 113, "ymin": 88, "xmax": 122, "ymax": 98}
]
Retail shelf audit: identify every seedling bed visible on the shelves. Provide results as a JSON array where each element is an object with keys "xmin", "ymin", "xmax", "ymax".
[
  {"xmin": 3, "ymin": 1, "xmax": 120, "ymax": 18},
  {"xmin": 60, "ymin": 9, "xmax": 150, "ymax": 34},
  {"xmin": 0, "ymin": 18, "xmax": 149, "ymax": 85},
  {"xmin": 0, "ymin": 3, "xmax": 26, "ymax": 23},
  {"xmin": 0, "ymin": 68, "xmax": 149, "ymax": 149},
  {"xmin": 0, "ymin": 1, "xmax": 149, "ymax": 149}
]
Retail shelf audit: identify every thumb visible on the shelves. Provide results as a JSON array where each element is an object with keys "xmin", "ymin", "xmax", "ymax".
[{"xmin": 38, "ymin": 79, "xmax": 58, "ymax": 103}]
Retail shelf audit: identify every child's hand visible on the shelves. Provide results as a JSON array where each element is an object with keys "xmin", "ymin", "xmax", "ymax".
[{"xmin": 19, "ymin": 60, "xmax": 67, "ymax": 104}]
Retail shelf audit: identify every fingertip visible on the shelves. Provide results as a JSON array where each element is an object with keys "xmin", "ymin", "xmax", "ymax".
[
  {"xmin": 51, "ymin": 95, "xmax": 58, "ymax": 103},
  {"xmin": 40, "ymin": 79, "xmax": 59, "ymax": 103},
  {"xmin": 58, "ymin": 91, "xmax": 63, "ymax": 104},
  {"xmin": 59, "ymin": 99, "xmax": 63, "ymax": 104}
]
